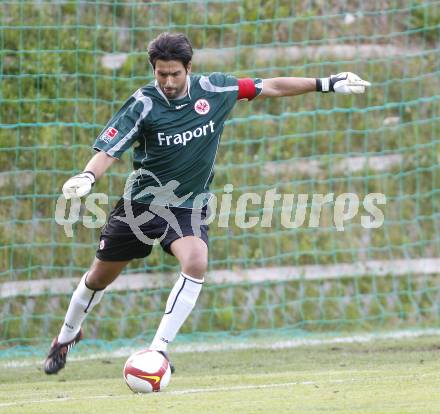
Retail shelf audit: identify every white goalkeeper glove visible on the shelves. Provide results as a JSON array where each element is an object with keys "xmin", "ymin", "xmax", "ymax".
[
  {"xmin": 316, "ymin": 72, "xmax": 371, "ymax": 94},
  {"xmin": 62, "ymin": 171, "xmax": 95, "ymax": 199}
]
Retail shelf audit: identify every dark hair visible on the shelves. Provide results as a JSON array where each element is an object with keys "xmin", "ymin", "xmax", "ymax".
[{"xmin": 147, "ymin": 32, "xmax": 193, "ymax": 69}]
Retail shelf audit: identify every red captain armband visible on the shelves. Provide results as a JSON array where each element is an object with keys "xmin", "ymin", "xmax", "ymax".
[{"xmin": 237, "ymin": 78, "xmax": 257, "ymax": 101}]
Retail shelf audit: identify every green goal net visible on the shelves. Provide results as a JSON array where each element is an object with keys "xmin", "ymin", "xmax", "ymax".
[{"xmin": 1, "ymin": 0, "xmax": 439, "ymax": 357}]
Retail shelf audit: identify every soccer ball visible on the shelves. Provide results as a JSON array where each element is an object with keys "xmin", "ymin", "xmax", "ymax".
[{"xmin": 123, "ymin": 349, "xmax": 172, "ymax": 393}]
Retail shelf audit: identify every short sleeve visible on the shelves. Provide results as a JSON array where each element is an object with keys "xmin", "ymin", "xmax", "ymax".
[
  {"xmin": 198, "ymin": 72, "xmax": 240, "ymax": 103},
  {"xmin": 93, "ymin": 89, "xmax": 152, "ymax": 159}
]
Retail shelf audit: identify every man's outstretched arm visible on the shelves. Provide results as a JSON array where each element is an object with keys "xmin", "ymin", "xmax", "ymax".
[
  {"xmin": 259, "ymin": 72, "xmax": 370, "ymax": 98},
  {"xmin": 258, "ymin": 77, "xmax": 316, "ymax": 98},
  {"xmin": 62, "ymin": 151, "xmax": 117, "ymax": 199}
]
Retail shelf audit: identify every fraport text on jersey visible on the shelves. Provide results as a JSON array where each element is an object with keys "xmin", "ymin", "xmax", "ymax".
[{"xmin": 157, "ymin": 120, "xmax": 215, "ymax": 146}]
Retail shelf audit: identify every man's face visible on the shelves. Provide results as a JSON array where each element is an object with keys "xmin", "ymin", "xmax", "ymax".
[{"xmin": 154, "ymin": 59, "xmax": 191, "ymax": 99}]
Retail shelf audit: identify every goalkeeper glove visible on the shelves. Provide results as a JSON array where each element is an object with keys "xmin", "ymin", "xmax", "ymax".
[
  {"xmin": 62, "ymin": 171, "xmax": 95, "ymax": 199},
  {"xmin": 316, "ymin": 72, "xmax": 371, "ymax": 94}
]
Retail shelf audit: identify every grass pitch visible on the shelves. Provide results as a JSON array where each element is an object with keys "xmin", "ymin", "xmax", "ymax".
[{"xmin": 1, "ymin": 335, "xmax": 440, "ymax": 414}]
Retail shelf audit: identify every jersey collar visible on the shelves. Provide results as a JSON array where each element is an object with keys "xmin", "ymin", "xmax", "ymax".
[{"xmin": 154, "ymin": 75, "xmax": 191, "ymax": 106}]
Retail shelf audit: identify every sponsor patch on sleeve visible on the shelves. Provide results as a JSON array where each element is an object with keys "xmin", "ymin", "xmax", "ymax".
[{"xmin": 100, "ymin": 127, "xmax": 119, "ymax": 143}]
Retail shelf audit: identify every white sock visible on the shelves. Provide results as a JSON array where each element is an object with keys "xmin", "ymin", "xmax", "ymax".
[
  {"xmin": 150, "ymin": 272, "xmax": 204, "ymax": 351},
  {"xmin": 57, "ymin": 273, "xmax": 105, "ymax": 343}
]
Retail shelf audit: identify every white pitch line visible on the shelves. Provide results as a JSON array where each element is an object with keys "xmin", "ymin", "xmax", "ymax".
[
  {"xmin": 160, "ymin": 372, "xmax": 437, "ymax": 396},
  {"xmin": 165, "ymin": 380, "xmax": 323, "ymax": 395},
  {"xmin": 0, "ymin": 373, "xmax": 437, "ymax": 408}
]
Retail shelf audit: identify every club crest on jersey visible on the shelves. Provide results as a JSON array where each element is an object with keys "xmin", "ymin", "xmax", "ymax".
[
  {"xmin": 194, "ymin": 99, "xmax": 210, "ymax": 115},
  {"xmin": 101, "ymin": 127, "xmax": 118, "ymax": 143}
]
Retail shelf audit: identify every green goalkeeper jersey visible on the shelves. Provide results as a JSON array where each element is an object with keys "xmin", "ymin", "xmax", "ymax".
[{"xmin": 93, "ymin": 73, "xmax": 262, "ymax": 208}]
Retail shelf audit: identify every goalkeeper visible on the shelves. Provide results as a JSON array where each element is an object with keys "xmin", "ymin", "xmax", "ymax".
[{"xmin": 44, "ymin": 32, "xmax": 370, "ymax": 374}]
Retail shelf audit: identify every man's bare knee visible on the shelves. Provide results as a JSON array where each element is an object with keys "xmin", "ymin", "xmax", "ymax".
[
  {"xmin": 181, "ymin": 253, "xmax": 208, "ymax": 278},
  {"xmin": 170, "ymin": 236, "xmax": 208, "ymax": 278}
]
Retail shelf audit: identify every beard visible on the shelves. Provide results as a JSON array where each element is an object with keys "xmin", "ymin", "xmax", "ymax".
[{"xmin": 162, "ymin": 84, "xmax": 186, "ymax": 99}]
